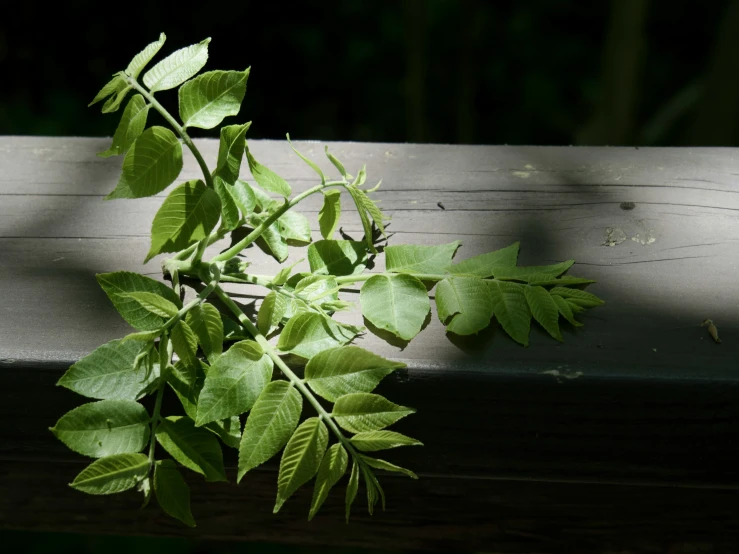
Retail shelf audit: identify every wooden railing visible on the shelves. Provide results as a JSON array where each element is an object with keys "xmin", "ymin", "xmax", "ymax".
[{"xmin": 1, "ymin": 137, "xmax": 738, "ymax": 552}]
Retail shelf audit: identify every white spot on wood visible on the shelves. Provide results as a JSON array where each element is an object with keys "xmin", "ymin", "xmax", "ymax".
[
  {"xmin": 540, "ymin": 368, "xmax": 583, "ymax": 382},
  {"xmin": 524, "ymin": 164, "xmax": 535, "ymax": 170},
  {"xmin": 603, "ymin": 227, "xmax": 627, "ymax": 246},
  {"xmin": 52, "ymin": 257, "xmax": 65, "ymax": 262},
  {"xmin": 631, "ymin": 230, "xmax": 656, "ymax": 245},
  {"xmin": 512, "ymin": 171, "xmax": 530, "ymax": 179}
]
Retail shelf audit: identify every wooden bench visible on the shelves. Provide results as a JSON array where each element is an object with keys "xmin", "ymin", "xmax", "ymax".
[{"xmin": 1, "ymin": 137, "xmax": 738, "ymax": 553}]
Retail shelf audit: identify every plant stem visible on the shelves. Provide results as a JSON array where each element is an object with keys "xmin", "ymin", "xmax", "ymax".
[
  {"xmin": 125, "ymin": 76, "xmax": 214, "ymax": 190},
  {"xmin": 148, "ymin": 333, "xmax": 171, "ymax": 464},
  {"xmin": 209, "ymin": 181, "xmax": 347, "ymax": 263},
  {"xmin": 212, "ymin": 285, "xmax": 359, "ymax": 456}
]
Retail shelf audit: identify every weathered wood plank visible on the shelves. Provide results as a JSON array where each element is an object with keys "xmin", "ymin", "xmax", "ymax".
[{"xmin": 1, "ymin": 137, "xmax": 738, "ymax": 551}]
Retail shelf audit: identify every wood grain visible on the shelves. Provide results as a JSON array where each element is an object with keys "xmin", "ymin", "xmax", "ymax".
[{"xmin": 1, "ymin": 137, "xmax": 738, "ymax": 552}]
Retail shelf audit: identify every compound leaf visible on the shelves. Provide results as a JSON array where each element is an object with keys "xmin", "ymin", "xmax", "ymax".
[
  {"xmin": 487, "ymin": 280, "xmax": 531, "ymax": 346},
  {"xmin": 156, "ymin": 416, "xmax": 226, "ymax": 482},
  {"xmin": 308, "ymin": 240, "xmax": 367, "ymax": 276},
  {"xmin": 524, "ymin": 285, "xmax": 563, "ymax": 341},
  {"xmin": 213, "ymin": 176, "xmax": 241, "ymax": 231},
  {"xmin": 278, "ymin": 210, "xmax": 312, "ymax": 245},
  {"xmin": 106, "ymin": 126, "xmax": 183, "ymax": 199},
  {"xmin": 332, "ymin": 393, "xmax": 415, "ymax": 434},
  {"xmin": 552, "ymin": 294, "xmax": 583, "ymax": 327},
  {"xmin": 349, "ymin": 430, "xmax": 422, "ymax": 452},
  {"xmin": 96, "ymin": 271, "xmax": 181, "ymax": 331},
  {"xmin": 50, "ymin": 400, "xmax": 150, "ymax": 458},
  {"xmin": 170, "ymin": 320, "xmax": 199, "ymax": 372},
  {"xmin": 309, "ymin": 443, "xmax": 348, "ymax": 520},
  {"xmin": 98, "ymin": 94, "xmax": 150, "ymax": 158},
  {"xmin": 435, "ymin": 276, "xmax": 493, "ymax": 335},
  {"xmin": 196, "ymin": 340, "xmax": 273, "ymax": 426},
  {"xmin": 385, "ymin": 241, "xmax": 460, "ymax": 276},
  {"xmin": 246, "ymin": 146, "xmax": 291, "ymax": 197},
  {"xmin": 305, "ymin": 346, "xmax": 405, "ymax": 402},
  {"xmin": 154, "ymin": 459, "xmax": 195, "ymax": 527},
  {"xmin": 70, "ymin": 453, "xmax": 149, "ymax": 495},
  {"xmin": 274, "ymin": 417, "xmax": 328, "ymax": 513},
  {"xmin": 238, "ymin": 380, "xmax": 302, "ymax": 480},
  {"xmin": 143, "ymin": 38, "xmax": 210, "ymax": 92},
  {"xmin": 257, "ymin": 291, "xmax": 288, "ymax": 336},
  {"xmin": 122, "ymin": 292, "xmax": 179, "ymax": 318},
  {"xmin": 447, "ymin": 242, "xmax": 520, "ymax": 277},
  {"xmin": 277, "ymin": 312, "xmax": 356, "ymax": 360},
  {"xmin": 185, "ymin": 303, "xmax": 224, "ymax": 364},
  {"xmin": 214, "ymin": 122, "xmax": 252, "ymax": 184},
  {"xmin": 318, "ymin": 189, "xmax": 341, "ymax": 240},
  {"xmin": 146, "ymin": 179, "xmax": 221, "ymax": 262},
  {"xmin": 178, "ymin": 69, "xmax": 249, "ymax": 129},
  {"xmin": 360, "ymin": 274, "xmax": 429, "ymax": 341},
  {"xmin": 57, "ymin": 339, "xmax": 154, "ymax": 401},
  {"xmin": 359, "ymin": 454, "xmax": 418, "ymax": 479},
  {"xmin": 550, "ymin": 287, "xmax": 605, "ymax": 308},
  {"xmin": 125, "ymin": 33, "xmax": 167, "ymax": 79}
]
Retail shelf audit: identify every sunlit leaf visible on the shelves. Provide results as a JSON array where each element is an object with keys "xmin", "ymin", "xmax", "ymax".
[
  {"xmin": 179, "ymin": 69, "xmax": 250, "ymax": 129},
  {"xmin": 360, "ymin": 274, "xmax": 430, "ymax": 341},
  {"xmin": 143, "ymin": 38, "xmax": 210, "ymax": 92},
  {"xmin": 332, "ymin": 393, "xmax": 415, "ymax": 433},
  {"xmin": 70, "ymin": 453, "xmax": 149, "ymax": 495}
]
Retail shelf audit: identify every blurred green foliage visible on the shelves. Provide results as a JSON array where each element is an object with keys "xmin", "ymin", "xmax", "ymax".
[{"xmin": 1, "ymin": 0, "xmax": 737, "ymax": 145}]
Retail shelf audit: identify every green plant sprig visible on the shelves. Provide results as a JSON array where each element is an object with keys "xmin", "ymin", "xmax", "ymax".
[{"xmin": 51, "ymin": 34, "xmax": 604, "ymax": 527}]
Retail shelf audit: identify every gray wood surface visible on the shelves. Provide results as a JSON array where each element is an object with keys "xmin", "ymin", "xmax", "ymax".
[{"xmin": 1, "ymin": 137, "xmax": 739, "ymax": 552}]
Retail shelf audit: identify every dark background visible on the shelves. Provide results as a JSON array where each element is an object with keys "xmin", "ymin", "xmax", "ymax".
[
  {"xmin": 3, "ymin": 0, "xmax": 739, "ymax": 147},
  {"xmin": 2, "ymin": 0, "xmax": 739, "ymax": 552}
]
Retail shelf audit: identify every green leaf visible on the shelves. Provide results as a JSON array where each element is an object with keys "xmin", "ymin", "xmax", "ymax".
[
  {"xmin": 167, "ymin": 360, "xmax": 206, "ymax": 421},
  {"xmin": 346, "ymin": 184, "xmax": 377, "ymax": 253},
  {"xmin": 325, "ymin": 145, "xmax": 352, "ymax": 180},
  {"xmin": 332, "ymin": 393, "xmax": 415, "ymax": 433},
  {"xmin": 98, "ymin": 94, "xmax": 150, "ymax": 158},
  {"xmin": 231, "ymin": 180, "xmax": 257, "ymax": 217},
  {"xmin": 106, "ymin": 126, "xmax": 183, "ymax": 199},
  {"xmin": 50, "ymin": 400, "xmax": 149, "ymax": 458},
  {"xmin": 278, "ymin": 210, "xmax": 312, "ymax": 245},
  {"xmin": 205, "ymin": 416, "xmax": 242, "ymax": 449},
  {"xmin": 186, "ymin": 303, "xmax": 224, "ymax": 364},
  {"xmin": 178, "ymin": 69, "xmax": 250, "ymax": 129},
  {"xmin": 237, "ymin": 380, "xmax": 302, "ymax": 481},
  {"xmin": 309, "ymin": 443, "xmax": 348, "ymax": 520},
  {"xmin": 359, "ymin": 455, "xmax": 418, "ymax": 479},
  {"xmin": 196, "ymin": 340, "xmax": 273, "ymax": 426},
  {"xmin": 125, "ymin": 33, "xmax": 167, "ymax": 78},
  {"xmin": 213, "ymin": 176, "xmax": 241, "ymax": 231},
  {"xmin": 493, "ymin": 260, "xmax": 575, "ymax": 282},
  {"xmin": 57, "ymin": 339, "xmax": 156, "ymax": 400},
  {"xmin": 170, "ymin": 320, "xmax": 199, "ymax": 371},
  {"xmin": 101, "ymin": 82, "xmax": 132, "ymax": 114},
  {"xmin": 214, "ymin": 123, "xmax": 252, "ymax": 184},
  {"xmin": 349, "ymin": 431, "xmax": 422, "ymax": 452},
  {"xmin": 345, "ymin": 460, "xmax": 359, "ymax": 522},
  {"xmin": 146, "ymin": 180, "xmax": 221, "ymax": 262},
  {"xmin": 353, "ymin": 186, "xmax": 387, "ymax": 237},
  {"xmin": 251, "ymin": 212, "xmax": 289, "ymax": 262},
  {"xmin": 121, "ymin": 329, "xmax": 161, "ymax": 343},
  {"xmin": 360, "ymin": 274, "xmax": 430, "ymax": 341},
  {"xmin": 552, "ymin": 295, "xmax": 583, "ymax": 327},
  {"xmin": 385, "ymin": 241, "xmax": 460, "ymax": 275},
  {"xmin": 318, "ymin": 189, "xmax": 341, "ymax": 240},
  {"xmin": 156, "ymin": 416, "xmax": 226, "ymax": 482},
  {"xmin": 277, "ymin": 312, "xmax": 355, "ymax": 360},
  {"xmin": 154, "ymin": 459, "xmax": 195, "ymax": 527},
  {"xmin": 274, "ymin": 417, "xmax": 328, "ymax": 513},
  {"xmin": 435, "ymin": 276, "xmax": 493, "ymax": 335},
  {"xmin": 271, "ymin": 258, "xmax": 304, "ymax": 287},
  {"xmin": 487, "ymin": 280, "xmax": 531, "ymax": 346},
  {"xmin": 447, "ymin": 242, "xmax": 520, "ymax": 278},
  {"xmin": 96, "ymin": 271, "xmax": 181, "ymax": 331},
  {"xmin": 524, "ymin": 285, "xmax": 563, "ymax": 341},
  {"xmin": 89, "ymin": 74, "xmax": 126, "ymax": 107},
  {"xmin": 122, "ymin": 291, "xmax": 179, "ymax": 318},
  {"xmin": 308, "ymin": 240, "xmax": 367, "ymax": 276},
  {"xmin": 525, "ymin": 275, "xmax": 597, "ymax": 287},
  {"xmin": 143, "ymin": 38, "xmax": 211, "ymax": 92},
  {"xmin": 257, "ymin": 291, "xmax": 288, "ymax": 336},
  {"xmin": 305, "ymin": 346, "xmax": 405, "ymax": 402},
  {"xmin": 361, "ymin": 465, "xmax": 384, "ymax": 514},
  {"xmin": 287, "ymin": 134, "xmax": 325, "ymax": 184},
  {"xmin": 70, "ymin": 453, "xmax": 149, "ymax": 495},
  {"xmin": 294, "ymin": 275, "xmax": 339, "ymax": 303},
  {"xmin": 550, "ymin": 287, "xmax": 605, "ymax": 308},
  {"xmin": 246, "ymin": 146, "xmax": 291, "ymax": 197}
]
